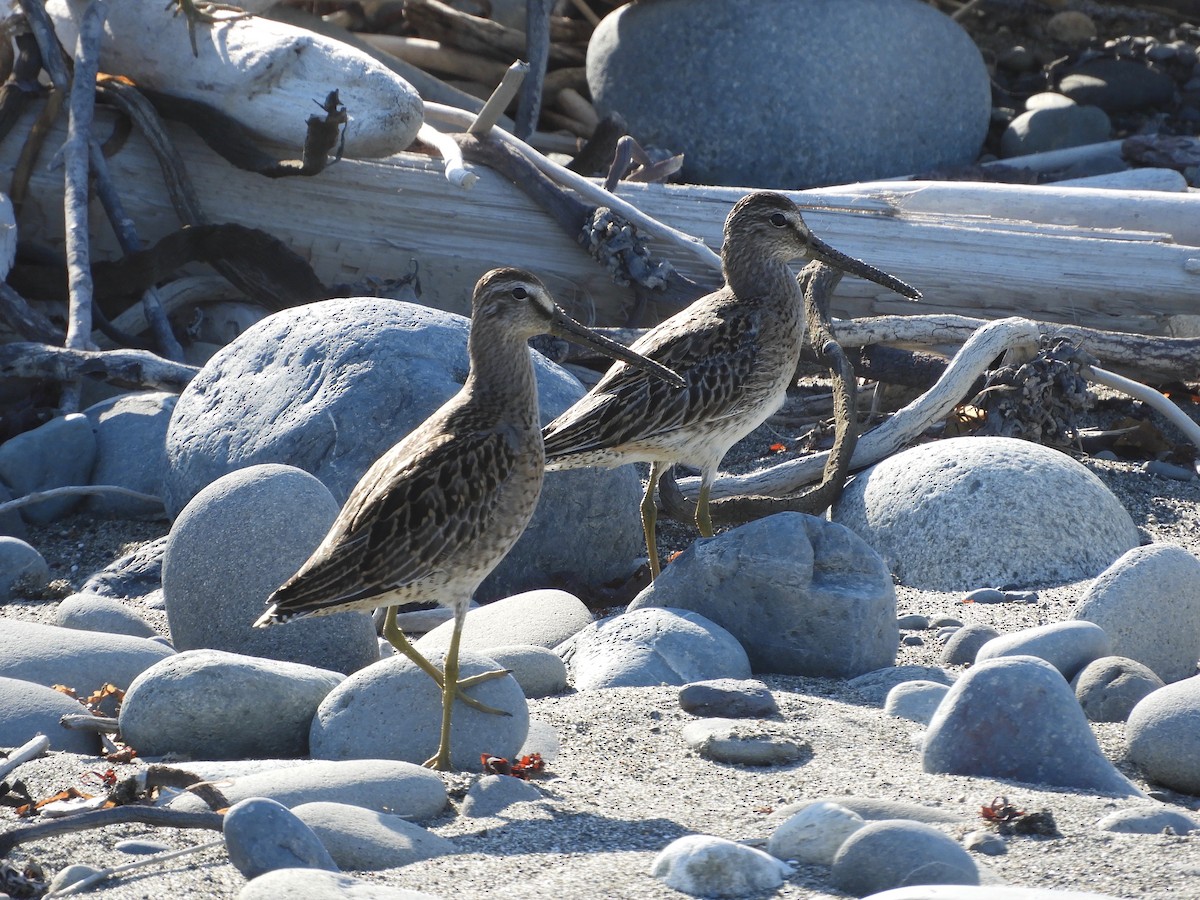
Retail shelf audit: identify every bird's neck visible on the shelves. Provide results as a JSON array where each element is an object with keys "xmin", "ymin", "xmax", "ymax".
[
  {"xmin": 722, "ymin": 249, "xmax": 798, "ymax": 304},
  {"xmin": 464, "ymin": 327, "xmax": 540, "ymax": 420}
]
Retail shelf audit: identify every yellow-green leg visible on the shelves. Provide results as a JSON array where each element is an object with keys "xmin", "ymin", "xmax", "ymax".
[
  {"xmin": 695, "ymin": 477, "xmax": 714, "ymax": 538},
  {"xmin": 642, "ymin": 461, "xmax": 663, "ymax": 578},
  {"xmin": 382, "ymin": 606, "xmax": 510, "ymax": 717},
  {"xmin": 425, "ymin": 606, "xmax": 466, "ymax": 770}
]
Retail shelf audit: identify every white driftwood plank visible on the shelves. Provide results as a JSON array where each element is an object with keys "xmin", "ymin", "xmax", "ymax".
[{"xmin": 5, "ymin": 106, "xmax": 1200, "ymax": 334}]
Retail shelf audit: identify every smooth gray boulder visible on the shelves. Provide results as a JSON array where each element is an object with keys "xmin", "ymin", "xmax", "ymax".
[
  {"xmin": 480, "ymin": 644, "xmax": 567, "ymax": 698},
  {"xmin": 0, "ymin": 676, "xmax": 101, "ymax": 754},
  {"xmin": 562, "ymin": 607, "xmax": 751, "ymax": 690},
  {"xmin": 629, "ymin": 513, "xmax": 897, "ymax": 677},
  {"xmin": 832, "ymin": 437, "xmax": 1139, "ymax": 590},
  {"xmin": 1070, "ymin": 544, "xmax": 1200, "ymax": 683},
  {"xmin": 831, "ymin": 819, "xmax": 979, "ymax": 894},
  {"xmin": 416, "ymin": 589, "xmax": 594, "ymax": 654},
  {"xmin": 587, "ymin": 0, "xmax": 989, "ymax": 188},
  {"xmin": 0, "ymin": 536, "xmax": 49, "ymax": 601},
  {"xmin": 974, "ymin": 621, "xmax": 1112, "ymax": 681},
  {"xmin": 162, "ymin": 463, "xmax": 378, "ymax": 675},
  {"xmin": 239, "ymin": 870, "xmax": 439, "ymax": 900},
  {"xmin": 167, "ymin": 759, "xmax": 446, "ymax": 822},
  {"xmin": 291, "ymin": 801, "xmax": 455, "ymax": 870},
  {"xmin": 55, "ymin": 592, "xmax": 157, "ymax": 638},
  {"xmin": 650, "ymin": 834, "xmax": 792, "ymax": 897},
  {"xmin": 884, "ymin": 680, "xmax": 950, "ymax": 724},
  {"xmin": 1072, "ymin": 656, "xmax": 1165, "ymax": 723},
  {"xmin": 459, "ymin": 774, "xmax": 543, "ymax": 818},
  {"xmin": 0, "ymin": 619, "xmax": 173, "ymax": 691},
  {"xmin": 1095, "ymin": 806, "xmax": 1198, "ymax": 835},
  {"xmin": 681, "ymin": 717, "xmax": 809, "ymax": 766},
  {"xmin": 923, "ymin": 655, "xmax": 1143, "ymax": 796},
  {"xmin": 223, "ymin": 797, "xmax": 338, "ymax": 879},
  {"xmin": 678, "ymin": 678, "xmax": 779, "ymax": 718},
  {"xmin": 1000, "ymin": 102, "xmax": 1111, "ymax": 157},
  {"xmin": 82, "ymin": 391, "xmax": 176, "ymax": 517},
  {"xmin": 850, "ymin": 665, "xmax": 955, "ymax": 706},
  {"xmin": 1126, "ymin": 676, "xmax": 1200, "ymax": 795},
  {"xmin": 163, "ymin": 298, "xmax": 648, "ymax": 601},
  {"xmin": 310, "ymin": 650, "xmax": 528, "ymax": 771},
  {"xmin": 120, "ymin": 649, "xmax": 343, "ymax": 759},
  {"xmin": 767, "ymin": 801, "xmax": 866, "ymax": 865},
  {"xmin": 940, "ymin": 623, "xmax": 1001, "ymax": 666},
  {"xmin": 0, "ymin": 412, "xmax": 95, "ymax": 524}
]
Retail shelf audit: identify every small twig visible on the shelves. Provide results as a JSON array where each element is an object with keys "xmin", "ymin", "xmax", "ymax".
[
  {"xmin": 0, "ymin": 735, "xmax": 50, "ymax": 783},
  {"xmin": 0, "ymin": 807, "xmax": 223, "ymax": 857},
  {"xmin": 0, "ymin": 485, "xmax": 165, "ymax": 517},
  {"xmin": 417, "ymin": 123, "xmax": 478, "ymax": 188},
  {"xmin": 46, "ymin": 838, "xmax": 226, "ymax": 897},
  {"xmin": 469, "ymin": 60, "xmax": 528, "ymax": 136},
  {"xmin": 0, "ymin": 282, "xmax": 63, "ymax": 343},
  {"xmin": 59, "ymin": 715, "xmax": 120, "ymax": 733},
  {"xmin": 950, "ymin": 0, "xmax": 988, "ymax": 20},
  {"xmin": 566, "ymin": 0, "xmax": 600, "ymax": 27}
]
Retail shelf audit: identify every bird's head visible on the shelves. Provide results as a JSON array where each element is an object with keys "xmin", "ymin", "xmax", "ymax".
[
  {"xmin": 723, "ymin": 191, "xmax": 921, "ymax": 301},
  {"xmin": 472, "ymin": 268, "xmax": 686, "ymax": 387}
]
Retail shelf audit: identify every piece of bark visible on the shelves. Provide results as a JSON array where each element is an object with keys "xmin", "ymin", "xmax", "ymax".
[{"xmin": 0, "ymin": 342, "xmax": 199, "ymax": 392}]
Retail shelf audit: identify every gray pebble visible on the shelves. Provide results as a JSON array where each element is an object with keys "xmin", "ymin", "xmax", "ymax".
[
  {"xmin": 460, "ymin": 773, "xmax": 543, "ymax": 818},
  {"xmin": 238, "ymin": 869, "xmax": 440, "ymax": 899},
  {"xmin": 681, "ymin": 717, "xmax": 809, "ymax": 766},
  {"xmin": 902, "ymin": 634, "xmax": 925, "ymax": 647},
  {"xmin": 849, "ymin": 665, "xmax": 953, "ymax": 706},
  {"xmin": 897, "ymin": 613, "xmax": 930, "ymax": 630},
  {"xmin": 0, "ymin": 536, "xmax": 49, "ymax": 601},
  {"xmin": 1143, "ymin": 460, "xmax": 1196, "ymax": 481},
  {"xmin": 975, "ymin": 620, "xmax": 1112, "ymax": 680},
  {"xmin": 650, "ymin": 834, "xmax": 791, "ymax": 896},
  {"xmin": 55, "ymin": 592, "xmax": 157, "ymax": 638},
  {"xmin": 416, "ymin": 589, "xmax": 594, "ymax": 654},
  {"xmin": 929, "ymin": 616, "xmax": 963, "ymax": 629},
  {"xmin": 963, "ymin": 588, "xmax": 1005, "ymax": 604},
  {"xmin": 1001, "ymin": 103, "xmax": 1111, "ymax": 158},
  {"xmin": 772, "ymin": 796, "xmax": 966, "ymax": 826},
  {"xmin": 114, "ymin": 839, "xmax": 172, "ymax": 855},
  {"xmin": 884, "ymin": 680, "xmax": 950, "ymax": 725},
  {"xmin": 831, "ymin": 819, "xmax": 979, "ymax": 894},
  {"xmin": 0, "ymin": 413, "xmax": 96, "ymax": 524},
  {"xmin": 678, "ymin": 678, "xmax": 779, "ymax": 718},
  {"xmin": 1072, "ymin": 656, "xmax": 1165, "ymax": 723},
  {"xmin": 46, "ymin": 864, "xmax": 103, "ymax": 894},
  {"xmin": 81, "ymin": 535, "xmax": 166, "ymax": 601},
  {"xmin": 1126, "ymin": 678, "xmax": 1200, "ymax": 795},
  {"xmin": 291, "ymin": 801, "xmax": 455, "ymax": 870},
  {"xmin": 82, "ymin": 391, "xmax": 176, "ymax": 517},
  {"xmin": 936, "ymin": 627, "xmax": 961, "ymax": 643},
  {"xmin": 223, "ymin": 796, "xmax": 338, "ymax": 879},
  {"xmin": 962, "ymin": 829, "xmax": 1007, "ymax": 855},
  {"xmin": 1095, "ymin": 806, "xmax": 1198, "ymax": 835},
  {"xmin": 483, "ymin": 644, "xmax": 567, "ymax": 698},
  {"xmin": 0, "ymin": 675, "xmax": 101, "ymax": 754},
  {"xmin": 767, "ymin": 801, "xmax": 865, "ymax": 865},
  {"xmin": 0, "ymin": 619, "xmax": 173, "ymax": 692},
  {"xmin": 940, "ymin": 623, "xmax": 1001, "ymax": 666}
]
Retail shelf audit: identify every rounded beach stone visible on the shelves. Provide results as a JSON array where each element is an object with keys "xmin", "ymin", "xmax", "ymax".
[
  {"xmin": 460, "ymin": 773, "xmax": 543, "ymax": 818},
  {"xmin": 309, "ymin": 649, "xmax": 529, "ymax": 771},
  {"xmin": 291, "ymin": 801, "xmax": 455, "ymax": 870},
  {"xmin": 629, "ymin": 512, "xmax": 897, "ymax": 677},
  {"xmin": 923, "ymin": 655, "xmax": 1142, "ymax": 796},
  {"xmin": 588, "ymin": 0, "xmax": 989, "ymax": 188},
  {"xmin": 81, "ymin": 391, "xmax": 176, "ymax": 517},
  {"xmin": 940, "ymin": 623, "xmax": 1001, "ymax": 666},
  {"xmin": 767, "ymin": 801, "xmax": 865, "ymax": 865},
  {"xmin": 162, "ymin": 463, "xmax": 378, "ymax": 675},
  {"xmin": 1126, "ymin": 677, "xmax": 1200, "ymax": 795},
  {"xmin": 0, "ymin": 536, "xmax": 49, "ymax": 601},
  {"xmin": 163, "ymin": 298, "xmax": 649, "ymax": 602},
  {"xmin": 650, "ymin": 834, "xmax": 792, "ymax": 897},
  {"xmin": 0, "ymin": 412, "xmax": 95, "ymax": 524},
  {"xmin": 678, "ymin": 678, "xmax": 779, "ymax": 718},
  {"xmin": 0, "ymin": 619, "xmax": 173, "ymax": 691},
  {"xmin": 884, "ymin": 680, "xmax": 950, "ymax": 724},
  {"xmin": 55, "ymin": 592, "xmax": 156, "ymax": 638},
  {"xmin": 119, "ymin": 649, "xmax": 343, "ymax": 759},
  {"xmin": 830, "ymin": 819, "xmax": 979, "ymax": 895},
  {"xmin": 167, "ymin": 759, "xmax": 446, "ymax": 822},
  {"xmin": 0, "ymin": 676, "xmax": 101, "ymax": 754},
  {"xmin": 564, "ymin": 607, "xmax": 751, "ymax": 690},
  {"xmin": 416, "ymin": 589, "xmax": 594, "ymax": 654},
  {"xmin": 1070, "ymin": 543, "xmax": 1200, "ymax": 683},
  {"xmin": 223, "ymin": 797, "xmax": 338, "ymax": 880},
  {"xmin": 681, "ymin": 717, "xmax": 810, "ymax": 766},
  {"xmin": 831, "ymin": 437, "xmax": 1140, "ymax": 590},
  {"xmin": 1072, "ymin": 656, "xmax": 1165, "ymax": 723},
  {"xmin": 1000, "ymin": 103, "xmax": 1111, "ymax": 157},
  {"xmin": 974, "ymin": 620, "xmax": 1112, "ymax": 681},
  {"xmin": 478, "ymin": 644, "xmax": 567, "ymax": 698},
  {"xmin": 1096, "ymin": 806, "xmax": 1198, "ymax": 835}
]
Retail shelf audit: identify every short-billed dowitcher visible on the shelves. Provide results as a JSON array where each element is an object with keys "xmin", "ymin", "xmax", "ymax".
[
  {"xmin": 542, "ymin": 191, "xmax": 920, "ymax": 577},
  {"xmin": 255, "ymin": 268, "xmax": 683, "ymax": 770}
]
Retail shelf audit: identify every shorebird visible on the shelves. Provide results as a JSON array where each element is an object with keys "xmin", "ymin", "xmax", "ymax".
[
  {"xmin": 254, "ymin": 268, "xmax": 683, "ymax": 770},
  {"xmin": 542, "ymin": 191, "xmax": 921, "ymax": 577}
]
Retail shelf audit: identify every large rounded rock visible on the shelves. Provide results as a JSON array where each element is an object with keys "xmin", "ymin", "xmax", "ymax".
[
  {"xmin": 587, "ymin": 0, "xmax": 989, "ymax": 188},
  {"xmin": 974, "ymin": 621, "xmax": 1112, "ymax": 681},
  {"xmin": 0, "ymin": 619, "xmax": 173, "ymax": 691},
  {"xmin": 81, "ymin": 391, "xmax": 176, "ymax": 517},
  {"xmin": 119, "ymin": 649, "xmax": 343, "ymax": 759},
  {"xmin": 650, "ymin": 834, "xmax": 792, "ymax": 897},
  {"xmin": 0, "ymin": 537, "xmax": 49, "ymax": 601},
  {"xmin": 415, "ymin": 589, "xmax": 594, "ymax": 654},
  {"xmin": 0, "ymin": 676, "xmax": 102, "ymax": 754},
  {"xmin": 1072, "ymin": 656, "xmax": 1165, "ymax": 723},
  {"xmin": 0, "ymin": 413, "xmax": 95, "ymax": 524},
  {"xmin": 291, "ymin": 801, "xmax": 455, "ymax": 871},
  {"xmin": 164, "ymin": 298, "xmax": 648, "ymax": 601},
  {"xmin": 223, "ymin": 797, "xmax": 338, "ymax": 880},
  {"xmin": 831, "ymin": 437, "xmax": 1140, "ymax": 590},
  {"xmin": 923, "ymin": 655, "xmax": 1142, "ymax": 796},
  {"xmin": 1070, "ymin": 543, "xmax": 1200, "ymax": 683},
  {"xmin": 830, "ymin": 819, "xmax": 979, "ymax": 895},
  {"xmin": 162, "ymin": 464, "xmax": 378, "ymax": 675},
  {"xmin": 629, "ymin": 513, "xmax": 896, "ymax": 677},
  {"xmin": 1126, "ymin": 676, "xmax": 1200, "ymax": 795},
  {"xmin": 310, "ymin": 649, "xmax": 529, "ymax": 771}
]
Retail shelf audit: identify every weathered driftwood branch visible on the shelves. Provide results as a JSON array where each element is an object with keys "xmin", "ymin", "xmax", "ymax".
[
  {"xmin": 403, "ymin": 0, "xmax": 587, "ymax": 66},
  {"xmin": 359, "ymin": 33, "xmax": 511, "ymax": 84},
  {"xmin": 1087, "ymin": 364, "xmax": 1200, "ymax": 449},
  {"xmin": 47, "ymin": 838, "xmax": 226, "ymax": 898},
  {"xmin": 0, "ymin": 342, "xmax": 199, "ymax": 392},
  {"xmin": 0, "ymin": 807, "xmax": 223, "ymax": 857},
  {"xmin": 0, "ymin": 282, "xmax": 62, "ymax": 343},
  {"xmin": 517, "ymin": 0, "xmax": 553, "ymax": 139},
  {"xmin": 468, "ymin": 60, "xmax": 527, "ymax": 137},
  {"xmin": 0, "ymin": 735, "xmax": 50, "ymax": 783},
  {"xmin": 59, "ymin": 714, "xmax": 120, "ymax": 733},
  {"xmin": 0, "ymin": 485, "xmax": 165, "ymax": 517}
]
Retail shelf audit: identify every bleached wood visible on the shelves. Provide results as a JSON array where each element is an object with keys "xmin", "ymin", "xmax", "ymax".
[
  {"xmin": 5, "ymin": 104, "xmax": 1200, "ymax": 335},
  {"xmin": 360, "ymin": 33, "xmax": 511, "ymax": 84}
]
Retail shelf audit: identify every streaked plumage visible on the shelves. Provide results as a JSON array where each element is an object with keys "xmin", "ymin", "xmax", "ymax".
[
  {"xmin": 255, "ymin": 267, "xmax": 682, "ymax": 770},
  {"xmin": 543, "ymin": 191, "xmax": 920, "ymax": 576}
]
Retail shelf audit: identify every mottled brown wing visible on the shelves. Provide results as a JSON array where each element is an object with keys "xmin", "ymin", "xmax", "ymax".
[
  {"xmin": 265, "ymin": 426, "xmax": 519, "ymax": 616},
  {"xmin": 543, "ymin": 294, "xmax": 762, "ymax": 457}
]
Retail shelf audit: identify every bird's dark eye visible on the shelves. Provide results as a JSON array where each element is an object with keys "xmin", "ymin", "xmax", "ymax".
[
  {"xmin": 769, "ymin": 213, "xmax": 787, "ymax": 227},
  {"xmin": 511, "ymin": 287, "xmax": 529, "ymax": 300}
]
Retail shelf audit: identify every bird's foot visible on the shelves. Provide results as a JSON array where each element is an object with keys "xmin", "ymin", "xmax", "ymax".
[
  {"xmin": 452, "ymin": 668, "xmax": 514, "ymax": 716},
  {"xmin": 423, "ymin": 750, "xmax": 453, "ymax": 771}
]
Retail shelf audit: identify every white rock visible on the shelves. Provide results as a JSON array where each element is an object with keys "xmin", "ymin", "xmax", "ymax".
[
  {"xmin": 767, "ymin": 801, "xmax": 866, "ymax": 865},
  {"xmin": 650, "ymin": 834, "xmax": 791, "ymax": 897}
]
